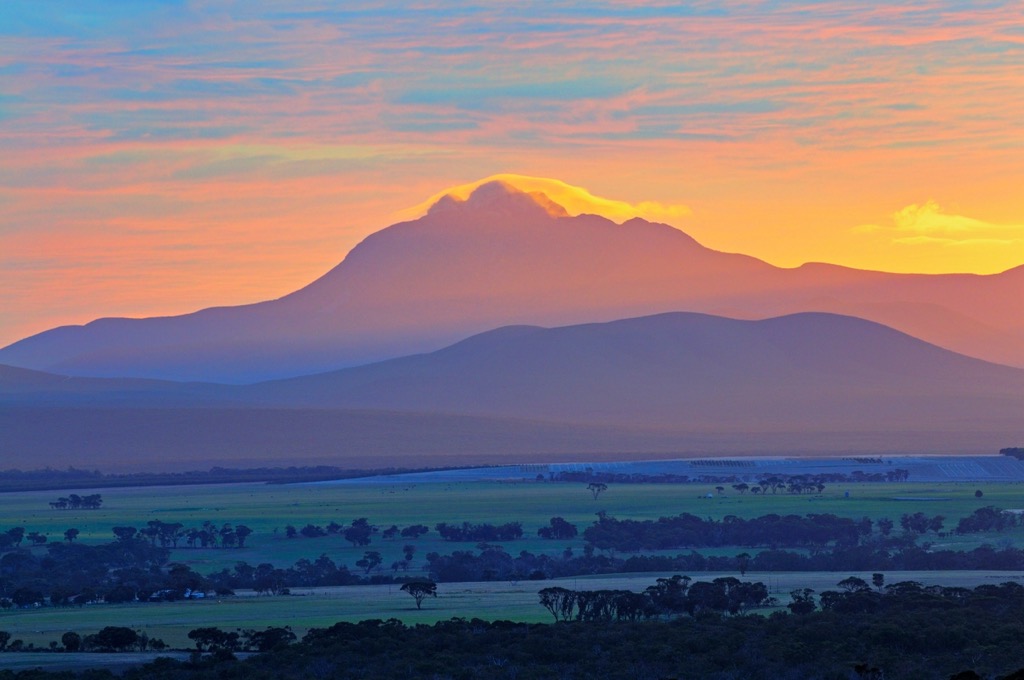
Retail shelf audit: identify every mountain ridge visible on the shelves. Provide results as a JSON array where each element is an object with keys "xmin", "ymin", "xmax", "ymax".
[
  {"xmin": 3, "ymin": 310, "xmax": 1023, "ymax": 469},
  {"xmin": 2, "ymin": 180, "xmax": 1022, "ymax": 382}
]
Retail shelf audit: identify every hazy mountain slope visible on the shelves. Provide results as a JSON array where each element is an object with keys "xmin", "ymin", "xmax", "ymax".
[
  {"xmin": 1, "ymin": 181, "xmax": 1021, "ymax": 382},
  {"xmin": 246, "ymin": 312, "xmax": 1024, "ymax": 432},
  {"xmin": 0, "ymin": 363, "xmax": 236, "ymax": 407},
  {"xmin": 4, "ymin": 312, "xmax": 1023, "ymax": 469}
]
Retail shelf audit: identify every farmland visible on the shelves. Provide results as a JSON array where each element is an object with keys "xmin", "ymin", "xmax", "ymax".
[
  {"xmin": 3, "ymin": 462, "xmax": 1024, "ymax": 656},
  {"xmin": 4, "ymin": 474, "xmax": 1024, "ymax": 568},
  {"xmin": 3, "ymin": 571, "xmax": 1024, "ymax": 651}
]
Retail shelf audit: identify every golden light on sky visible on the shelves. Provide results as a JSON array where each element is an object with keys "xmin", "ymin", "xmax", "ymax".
[{"xmin": 1, "ymin": 2, "xmax": 1022, "ymax": 346}]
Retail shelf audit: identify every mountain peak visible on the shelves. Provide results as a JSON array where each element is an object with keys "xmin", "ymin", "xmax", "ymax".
[{"xmin": 427, "ymin": 180, "xmax": 569, "ymax": 219}]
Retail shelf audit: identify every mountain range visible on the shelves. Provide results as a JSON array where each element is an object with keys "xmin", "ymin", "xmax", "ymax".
[
  {"xmin": 2, "ymin": 181, "xmax": 1022, "ymax": 383},
  {"xmin": 3, "ymin": 312, "xmax": 1022, "ymax": 469}
]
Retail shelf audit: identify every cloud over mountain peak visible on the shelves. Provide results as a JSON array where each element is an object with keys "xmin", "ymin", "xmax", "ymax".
[
  {"xmin": 397, "ymin": 174, "xmax": 692, "ymax": 226},
  {"xmin": 427, "ymin": 180, "xmax": 570, "ymax": 219}
]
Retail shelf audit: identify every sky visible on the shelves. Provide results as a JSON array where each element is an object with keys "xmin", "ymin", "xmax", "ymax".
[{"xmin": 1, "ymin": 1, "xmax": 1023, "ymax": 347}]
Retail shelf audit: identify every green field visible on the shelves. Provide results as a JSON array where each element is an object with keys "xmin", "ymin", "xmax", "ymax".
[
  {"xmin": 4, "ymin": 479, "xmax": 1024, "ymax": 573},
  {"xmin": 3, "ymin": 477, "xmax": 1024, "ymax": 651},
  {"xmin": 3, "ymin": 570, "xmax": 1023, "ymax": 650}
]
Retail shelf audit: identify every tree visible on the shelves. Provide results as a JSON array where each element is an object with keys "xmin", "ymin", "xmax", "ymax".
[
  {"xmin": 0, "ymin": 631, "xmax": 10, "ymax": 651},
  {"xmin": 538, "ymin": 517, "xmax": 578, "ymax": 540},
  {"xmin": 64, "ymin": 528, "xmax": 79, "ymax": 543},
  {"xmin": 587, "ymin": 482, "xmax": 608, "ymax": 500},
  {"xmin": 235, "ymin": 525, "xmax": 252, "ymax": 548},
  {"xmin": 401, "ymin": 579, "xmax": 437, "ymax": 609},
  {"xmin": 736, "ymin": 553, "xmax": 751, "ymax": 576},
  {"xmin": 188, "ymin": 627, "xmax": 240, "ymax": 652},
  {"xmin": 837, "ymin": 576, "xmax": 870, "ymax": 593},
  {"xmin": 11, "ymin": 587, "xmax": 44, "ymax": 607},
  {"xmin": 356, "ymin": 551, "xmax": 382, "ymax": 574},
  {"xmin": 93, "ymin": 626, "xmax": 139, "ymax": 652},
  {"xmin": 401, "ymin": 524, "xmax": 429, "ymax": 539},
  {"xmin": 299, "ymin": 524, "xmax": 325, "ymax": 538},
  {"xmin": 112, "ymin": 526, "xmax": 137, "ymax": 542},
  {"xmin": 538, "ymin": 587, "xmax": 577, "ymax": 621},
  {"xmin": 242, "ymin": 626, "xmax": 295, "ymax": 652},
  {"xmin": 344, "ymin": 518, "xmax": 374, "ymax": 547},
  {"xmin": 62, "ymin": 631, "xmax": 81, "ymax": 652},
  {"xmin": 787, "ymin": 589, "xmax": 816, "ymax": 615},
  {"xmin": 872, "ymin": 573, "xmax": 885, "ymax": 591},
  {"xmin": 975, "ymin": 489, "xmax": 984, "ymax": 498},
  {"xmin": 6, "ymin": 527, "xmax": 24, "ymax": 547}
]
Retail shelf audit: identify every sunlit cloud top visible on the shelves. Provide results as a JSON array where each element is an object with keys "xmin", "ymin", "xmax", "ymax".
[
  {"xmin": 1, "ymin": 1, "xmax": 1023, "ymax": 344},
  {"xmin": 395, "ymin": 174, "xmax": 692, "ymax": 224}
]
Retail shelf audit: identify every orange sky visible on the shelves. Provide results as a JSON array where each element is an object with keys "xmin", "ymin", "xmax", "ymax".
[{"xmin": 1, "ymin": 2, "xmax": 1023, "ymax": 347}]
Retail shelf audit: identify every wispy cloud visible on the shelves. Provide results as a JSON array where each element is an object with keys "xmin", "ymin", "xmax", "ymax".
[{"xmin": 850, "ymin": 201, "xmax": 1024, "ymax": 273}]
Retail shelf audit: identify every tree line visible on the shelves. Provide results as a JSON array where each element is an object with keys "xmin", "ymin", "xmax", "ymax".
[
  {"xmin": 583, "ymin": 510, "xmax": 868, "ymax": 552},
  {"xmin": 552, "ymin": 468, "xmax": 910, "ymax": 486},
  {"xmin": 9, "ymin": 594, "xmax": 1024, "ymax": 679},
  {"xmin": 539, "ymin": 575, "xmax": 771, "ymax": 622},
  {"xmin": 48, "ymin": 494, "xmax": 102, "ymax": 510}
]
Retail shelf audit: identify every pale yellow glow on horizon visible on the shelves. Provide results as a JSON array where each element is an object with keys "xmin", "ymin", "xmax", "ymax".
[{"xmin": 391, "ymin": 174, "xmax": 693, "ymax": 226}]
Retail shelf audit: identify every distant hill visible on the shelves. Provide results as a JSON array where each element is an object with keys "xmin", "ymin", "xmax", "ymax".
[
  {"xmin": 245, "ymin": 311, "xmax": 1024, "ymax": 432},
  {"xmin": 1, "ymin": 180, "xmax": 1021, "ymax": 382},
  {"xmin": 0, "ymin": 363, "xmax": 235, "ymax": 407},
  {"xmin": 3, "ymin": 312, "xmax": 1022, "ymax": 470}
]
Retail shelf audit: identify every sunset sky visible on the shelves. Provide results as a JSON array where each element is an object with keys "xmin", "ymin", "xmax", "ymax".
[{"xmin": 2, "ymin": 2, "xmax": 1023, "ymax": 347}]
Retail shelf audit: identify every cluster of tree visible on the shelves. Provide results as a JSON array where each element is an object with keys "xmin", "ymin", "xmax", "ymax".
[
  {"xmin": 420, "ymin": 536, "xmax": 1024, "ymax": 584},
  {"xmin": 582, "ymin": 511, "xmax": 869, "ymax": 552},
  {"xmin": 0, "ymin": 538, "xmax": 210, "ymax": 608},
  {"xmin": 740, "ymin": 543, "xmax": 1024, "ymax": 573},
  {"xmin": 16, "ymin": 609, "xmax": 1024, "ymax": 679},
  {"xmin": 536, "ymin": 517, "xmax": 578, "ymax": 539},
  {"xmin": 0, "ymin": 627, "xmax": 167, "ymax": 653},
  {"xmin": 204, "ymin": 553, "xmax": 405, "ymax": 593},
  {"xmin": 186, "ymin": 626, "xmax": 296, "ymax": 653},
  {"xmin": 282, "ymin": 518, "xmax": 429, "ymax": 547},
  {"xmin": 0, "ymin": 625, "xmax": 297, "ymax": 655},
  {"xmin": 806, "ymin": 578, "xmax": 1024, "ymax": 618},
  {"xmin": 0, "ymin": 528, "xmax": 49, "ymax": 549},
  {"xmin": 552, "ymin": 468, "xmax": 909, "ymax": 486},
  {"xmin": 434, "ymin": 521, "xmax": 523, "ymax": 542},
  {"xmin": 956, "ymin": 506, "xmax": 1020, "ymax": 534},
  {"xmin": 48, "ymin": 493, "xmax": 102, "ymax": 510},
  {"xmin": 106, "ymin": 520, "xmax": 253, "ymax": 549},
  {"xmin": 539, "ymin": 575, "xmax": 772, "ymax": 622},
  {"xmin": 999, "ymin": 447, "xmax": 1024, "ymax": 460},
  {"xmin": 899, "ymin": 511, "xmax": 945, "ymax": 534}
]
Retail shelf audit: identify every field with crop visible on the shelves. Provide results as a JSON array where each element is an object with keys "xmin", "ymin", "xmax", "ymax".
[
  {"xmin": 3, "ymin": 473, "xmax": 1024, "ymax": 656},
  {"xmin": 5, "ymin": 478, "xmax": 1024, "ymax": 570},
  {"xmin": 3, "ymin": 570, "xmax": 1023, "ymax": 651}
]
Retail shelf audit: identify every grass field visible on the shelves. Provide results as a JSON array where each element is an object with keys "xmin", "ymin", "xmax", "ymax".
[
  {"xmin": 0, "ymin": 652, "xmax": 195, "ymax": 673},
  {"xmin": 3, "ymin": 476, "xmax": 1024, "ymax": 653},
  {"xmin": 3, "ymin": 479, "xmax": 1024, "ymax": 574},
  {"xmin": 2, "ymin": 570, "xmax": 1022, "ymax": 651}
]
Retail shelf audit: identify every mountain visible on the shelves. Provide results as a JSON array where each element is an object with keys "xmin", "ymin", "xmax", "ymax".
[
  {"xmin": 244, "ymin": 312, "xmax": 1024, "ymax": 433},
  {"xmin": 0, "ymin": 363, "xmax": 236, "ymax": 407},
  {"xmin": 3, "ymin": 312, "xmax": 1022, "ymax": 470},
  {"xmin": 1, "ymin": 180, "xmax": 1022, "ymax": 382}
]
